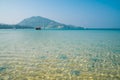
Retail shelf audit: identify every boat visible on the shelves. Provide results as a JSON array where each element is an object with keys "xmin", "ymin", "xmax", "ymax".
[{"xmin": 35, "ymin": 27, "xmax": 41, "ymax": 30}]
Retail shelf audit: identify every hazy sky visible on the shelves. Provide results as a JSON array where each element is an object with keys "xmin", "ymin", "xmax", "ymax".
[{"xmin": 0, "ymin": 0, "xmax": 120, "ymax": 28}]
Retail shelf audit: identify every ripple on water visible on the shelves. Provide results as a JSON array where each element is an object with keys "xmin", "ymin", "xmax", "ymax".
[
  {"xmin": 91, "ymin": 57, "xmax": 103, "ymax": 62},
  {"xmin": 58, "ymin": 54, "xmax": 68, "ymax": 60},
  {"xmin": 70, "ymin": 70, "xmax": 80, "ymax": 76},
  {"xmin": 0, "ymin": 66, "xmax": 7, "ymax": 72}
]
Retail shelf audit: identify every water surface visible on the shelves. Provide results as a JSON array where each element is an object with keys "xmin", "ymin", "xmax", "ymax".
[{"xmin": 0, "ymin": 30, "xmax": 120, "ymax": 80}]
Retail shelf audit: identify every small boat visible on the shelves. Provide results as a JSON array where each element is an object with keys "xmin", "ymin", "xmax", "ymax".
[{"xmin": 35, "ymin": 27, "xmax": 41, "ymax": 30}]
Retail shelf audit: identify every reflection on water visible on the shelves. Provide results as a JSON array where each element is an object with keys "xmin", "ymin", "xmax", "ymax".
[{"xmin": 0, "ymin": 30, "xmax": 120, "ymax": 80}]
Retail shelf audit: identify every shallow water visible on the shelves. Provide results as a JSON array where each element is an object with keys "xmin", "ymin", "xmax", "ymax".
[{"xmin": 0, "ymin": 29, "xmax": 120, "ymax": 80}]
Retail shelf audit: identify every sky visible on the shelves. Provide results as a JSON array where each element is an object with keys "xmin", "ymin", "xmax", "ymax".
[{"xmin": 0, "ymin": 0, "xmax": 120, "ymax": 28}]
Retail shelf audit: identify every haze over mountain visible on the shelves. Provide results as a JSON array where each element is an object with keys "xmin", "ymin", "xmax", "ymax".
[{"xmin": 18, "ymin": 16, "xmax": 84, "ymax": 30}]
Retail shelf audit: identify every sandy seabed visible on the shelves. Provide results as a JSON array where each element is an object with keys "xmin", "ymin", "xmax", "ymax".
[{"xmin": 0, "ymin": 30, "xmax": 120, "ymax": 80}]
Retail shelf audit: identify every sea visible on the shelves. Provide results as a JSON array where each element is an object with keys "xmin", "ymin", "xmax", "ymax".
[{"xmin": 0, "ymin": 29, "xmax": 120, "ymax": 80}]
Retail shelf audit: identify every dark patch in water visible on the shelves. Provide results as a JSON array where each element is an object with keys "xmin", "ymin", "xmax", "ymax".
[
  {"xmin": 76, "ymin": 48, "xmax": 80, "ymax": 50},
  {"xmin": 88, "ymin": 63, "xmax": 96, "ymax": 71},
  {"xmin": 0, "ymin": 67, "xmax": 6, "ymax": 72},
  {"xmin": 71, "ymin": 70, "xmax": 80, "ymax": 76},
  {"xmin": 112, "ymin": 61, "xmax": 120, "ymax": 65},
  {"xmin": 74, "ymin": 53, "xmax": 81, "ymax": 56},
  {"xmin": 91, "ymin": 63, "xmax": 95, "ymax": 68},
  {"xmin": 0, "ymin": 78, "xmax": 4, "ymax": 80},
  {"xmin": 112, "ymin": 49, "xmax": 120, "ymax": 54},
  {"xmin": 58, "ymin": 54, "xmax": 68, "ymax": 60},
  {"xmin": 40, "ymin": 56, "xmax": 46, "ymax": 59},
  {"xmin": 32, "ymin": 48, "xmax": 35, "ymax": 49},
  {"xmin": 46, "ymin": 51, "xmax": 49, "ymax": 53},
  {"xmin": 91, "ymin": 57, "xmax": 102, "ymax": 62}
]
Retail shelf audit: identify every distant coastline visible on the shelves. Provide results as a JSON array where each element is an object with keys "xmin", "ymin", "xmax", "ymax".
[
  {"xmin": 84, "ymin": 28, "xmax": 120, "ymax": 30},
  {"xmin": 0, "ymin": 24, "xmax": 120, "ymax": 30},
  {"xmin": 0, "ymin": 16, "xmax": 120, "ymax": 30},
  {"xmin": 0, "ymin": 16, "xmax": 84, "ymax": 30}
]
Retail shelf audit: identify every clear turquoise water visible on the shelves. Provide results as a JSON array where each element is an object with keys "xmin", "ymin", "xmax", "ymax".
[{"xmin": 0, "ymin": 29, "xmax": 120, "ymax": 80}]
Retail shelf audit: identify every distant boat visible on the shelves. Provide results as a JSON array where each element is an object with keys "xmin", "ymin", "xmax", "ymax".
[{"xmin": 35, "ymin": 26, "xmax": 41, "ymax": 30}]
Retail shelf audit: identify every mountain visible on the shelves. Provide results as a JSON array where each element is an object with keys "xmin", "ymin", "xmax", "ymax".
[{"xmin": 18, "ymin": 16, "xmax": 84, "ymax": 30}]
